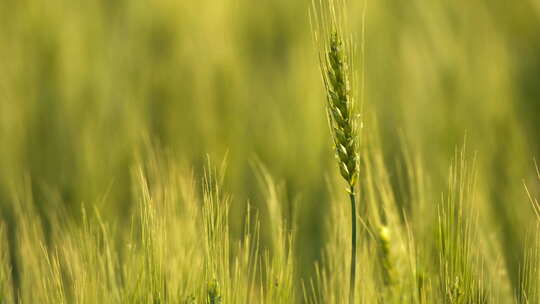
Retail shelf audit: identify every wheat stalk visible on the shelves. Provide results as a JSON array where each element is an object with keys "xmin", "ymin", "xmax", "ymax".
[{"xmin": 311, "ymin": 0, "xmax": 360, "ymax": 302}]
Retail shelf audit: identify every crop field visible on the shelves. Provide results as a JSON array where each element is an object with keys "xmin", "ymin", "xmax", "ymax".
[{"xmin": 0, "ymin": 0, "xmax": 539, "ymax": 303}]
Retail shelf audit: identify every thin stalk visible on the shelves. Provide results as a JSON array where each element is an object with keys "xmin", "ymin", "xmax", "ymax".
[{"xmin": 349, "ymin": 186, "xmax": 357, "ymax": 304}]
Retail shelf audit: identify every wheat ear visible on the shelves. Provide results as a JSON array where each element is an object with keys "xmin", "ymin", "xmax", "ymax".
[{"xmin": 311, "ymin": 0, "xmax": 360, "ymax": 302}]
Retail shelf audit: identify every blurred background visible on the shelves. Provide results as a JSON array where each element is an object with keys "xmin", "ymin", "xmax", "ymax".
[{"xmin": 0, "ymin": 0, "xmax": 539, "ymax": 296}]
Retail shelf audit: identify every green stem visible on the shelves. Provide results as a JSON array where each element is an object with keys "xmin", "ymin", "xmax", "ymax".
[{"xmin": 349, "ymin": 186, "xmax": 357, "ymax": 304}]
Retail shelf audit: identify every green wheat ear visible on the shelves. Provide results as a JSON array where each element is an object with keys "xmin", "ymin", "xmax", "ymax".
[
  {"xmin": 378, "ymin": 226, "xmax": 396, "ymax": 291},
  {"xmin": 324, "ymin": 31, "xmax": 359, "ymax": 188},
  {"xmin": 206, "ymin": 278, "xmax": 222, "ymax": 304},
  {"xmin": 311, "ymin": 0, "xmax": 360, "ymax": 303}
]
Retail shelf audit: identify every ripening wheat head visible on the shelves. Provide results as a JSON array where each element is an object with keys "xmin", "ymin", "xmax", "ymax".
[
  {"xmin": 313, "ymin": 4, "xmax": 359, "ymax": 188},
  {"xmin": 311, "ymin": 2, "xmax": 361, "ymax": 302}
]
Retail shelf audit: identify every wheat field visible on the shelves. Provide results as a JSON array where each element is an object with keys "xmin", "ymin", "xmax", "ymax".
[{"xmin": 0, "ymin": 0, "xmax": 539, "ymax": 303}]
